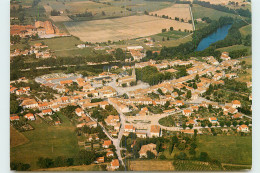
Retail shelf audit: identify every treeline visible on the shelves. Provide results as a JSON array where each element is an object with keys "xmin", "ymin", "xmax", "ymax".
[
  {"xmin": 51, "ymin": 10, "xmax": 60, "ymax": 16},
  {"xmin": 69, "ymin": 11, "xmax": 93, "ymax": 21},
  {"xmin": 10, "ymin": 162, "xmax": 31, "ymax": 171},
  {"xmin": 136, "ymin": 66, "xmax": 173, "ymax": 85},
  {"xmin": 193, "ymin": 0, "xmax": 251, "ymax": 18},
  {"xmin": 229, "ymin": 49, "xmax": 248, "ymax": 59},
  {"xmin": 10, "ymin": 54, "xmax": 115, "ymax": 80}
]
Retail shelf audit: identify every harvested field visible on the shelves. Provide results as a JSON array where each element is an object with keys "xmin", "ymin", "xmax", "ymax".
[
  {"xmin": 151, "ymin": 4, "xmax": 192, "ymax": 22},
  {"xmin": 50, "ymin": 15, "xmax": 72, "ymax": 22},
  {"xmin": 10, "ymin": 126, "xmax": 29, "ymax": 148},
  {"xmin": 64, "ymin": 15, "xmax": 193, "ymax": 42},
  {"xmin": 129, "ymin": 160, "xmax": 174, "ymax": 171}
]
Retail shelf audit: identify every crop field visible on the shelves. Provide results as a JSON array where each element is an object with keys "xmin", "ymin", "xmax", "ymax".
[
  {"xmin": 192, "ymin": 4, "xmax": 240, "ymax": 21},
  {"xmin": 129, "ymin": 160, "xmax": 174, "ymax": 171},
  {"xmin": 106, "ymin": 0, "xmax": 173, "ymax": 12},
  {"xmin": 151, "ymin": 4, "xmax": 192, "ymax": 23},
  {"xmin": 173, "ymin": 160, "xmax": 222, "ymax": 171},
  {"xmin": 42, "ymin": 0, "xmax": 133, "ymax": 20},
  {"xmin": 36, "ymin": 164, "xmax": 107, "ymax": 171},
  {"xmin": 10, "ymin": 113, "xmax": 79, "ymax": 169},
  {"xmin": 197, "ymin": 135, "xmax": 252, "ymax": 165},
  {"xmin": 64, "ymin": 15, "xmax": 193, "ymax": 43},
  {"xmin": 10, "ymin": 126, "xmax": 29, "ymax": 148}
]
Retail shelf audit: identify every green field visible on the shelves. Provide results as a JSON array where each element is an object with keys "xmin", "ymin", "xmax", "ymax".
[
  {"xmin": 10, "ymin": 126, "xmax": 29, "ymax": 148},
  {"xmin": 217, "ymin": 45, "xmax": 251, "ymax": 54},
  {"xmin": 236, "ymin": 56, "xmax": 252, "ymax": 82},
  {"xmin": 30, "ymin": 36, "xmax": 101, "ymax": 57},
  {"xmin": 240, "ymin": 24, "xmax": 252, "ymax": 37},
  {"xmin": 10, "ymin": 113, "xmax": 79, "ymax": 170},
  {"xmin": 192, "ymin": 4, "xmax": 241, "ymax": 21},
  {"xmin": 197, "ymin": 135, "xmax": 252, "ymax": 165}
]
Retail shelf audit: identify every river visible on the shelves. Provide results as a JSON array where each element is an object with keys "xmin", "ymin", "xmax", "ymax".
[{"xmin": 196, "ymin": 24, "xmax": 232, "ymax": 51}]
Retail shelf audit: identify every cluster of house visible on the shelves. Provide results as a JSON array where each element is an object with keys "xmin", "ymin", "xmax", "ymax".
[
  {"xmin": 11, "ymin": 43, "xmax": 51, "ymax": 58},
  {"xmin": 10, "ymin": 85, "xmax": 30, "ymax": 96},
  {"xmin": 10, "ymin": 20, "xmax": 66, "ymax": 38}
]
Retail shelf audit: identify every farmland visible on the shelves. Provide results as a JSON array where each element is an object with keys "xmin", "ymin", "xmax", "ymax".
[
  {"xmin": 129, "ymin": 160, "xmax": 174, "ymax": 171},
  {"xmin": 173, "ymin": 160, "xmax": 222, "ymax": 171},
  {"xmin": 64, "ymin": 15, "xmax": 193, "ymax": 43},
  {"xmin": 30, "ymin": 36, "xmax": 102, "ymax": 57},
  {"xmin": 150, "ymin": 4, "xmax": 192, "ymax": 23},
  {"xmin": 10, "ymin": 126, "xmax": 29, "ymax": 148},
  {"xmin": 10, "ymin": 113, "xmax": 79, "ymax": 170},
  {"xmin": 240, "ymin": 24, "xmax": 252, "ymax": 37},
  {"xmin": 36, "ymin": 164, "xmax": 107, "ymax": 171},
  {"xmin": 191, "ymin": 4, "xmax": 241, "ymax": 21},
  {"xmin": 197, "ymin": 135, "xmax": 252, "ymax": 165}
]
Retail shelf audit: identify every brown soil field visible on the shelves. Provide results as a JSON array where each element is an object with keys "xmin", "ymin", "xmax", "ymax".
[
  {"xmin": 151, "ymin": 4, "xmax": 192, "ymax": 22},
  {"xmin": 10, "ymin": 126, "xmax": 29, "ymax": 148},
  {"xmin": 64, "ymin": 15, "xmax": 193, "ymax": 42},
  {"xmin": 129, "ymin": 160, "xmax": 175, "ymax": 171}
]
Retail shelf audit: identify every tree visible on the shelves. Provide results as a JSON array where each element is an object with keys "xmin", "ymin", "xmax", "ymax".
[
  {"xmin": 194, "ymin": 129, "xmax": 198, "ymax": 137},
  {"xmin": 188, "ymin": 124, "xmax": 193, "ymax": 129},
  {"xmin": 182, "ymin": 123, "xmax": 187, "ymax": 130},
  {"xmin": 146, "ymin": 151, "xmax": 156, "ymax": 159},
  {"xmin": 226, "ymin": 121, "xmax": 231, "ymax": 127},
  {"xmin": 186, "ymin": 90, "xmax": 192, "ymax": 99},
  {"xmin": 164, "ymin": 101, "xmax": 170, "ymax": 109},
  {"xmin": 220, "ymin": 121, "xmax": 225, "ymax": 127},
  {"xmin": 199, "ymin": 152, "xmax": 210, "ymax": 162},
  {"xmin": 10, "ymin": 100, "xmax": 20, "ymax": 114},
  {"xmin": 114, "ymin": 48, "xmax": 125, "ymax": 61},
  {"xmin": 159, "ymin": 154, "xmax": 166, "ymax": 160},
  {"xmin": 170, "ymin": 27, "xmax": 174, "ymax": 31},
  {"xmin": 37, "ymin": 157, "xmax": 54, "ymax": 168},
  {"xmin": 162, "ymin": 37, "xmax": 165, "ymax": 41},
  {"xmin": 232, "ymin": 121, "xmax": 238, "ymax": 127},
  {"xmin": 156, "ymin": 140, "xmax": 161, "ymax": 153},
  {"xmin": 208, "ymin": 123, "xmax": 212, "ymax": 128}
]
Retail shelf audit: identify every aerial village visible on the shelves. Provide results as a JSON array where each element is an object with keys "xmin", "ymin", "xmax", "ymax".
[{"xmin": 10, "ymin": 48, "xmax": 252, "ymax": 170}]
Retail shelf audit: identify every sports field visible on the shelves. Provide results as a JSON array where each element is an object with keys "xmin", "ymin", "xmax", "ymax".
[
  {"xmin": 64, "ymin": 15, "xmax": 193, "ymax": 42},
  {"xmin": 129, "ymin": 160, "xmax": 174, "ymax": 171},
  {"xmin": 10, "ymin": 113, "xmax": 79, "ymax": 169},
  {"xmin": 151, "ymin": 4, "xmax": 192, "ymax": 22}
]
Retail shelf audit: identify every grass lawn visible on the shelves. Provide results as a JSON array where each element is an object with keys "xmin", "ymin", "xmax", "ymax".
[
  {"xmin": 192, "ymin": 4, "xmax": 241, "ymax": 21},
  {"xmin": 35, "ymin": 163, "xmax": 107, "ymax": 171},
  {"xmin": 10, "ymin": 113, "xmax": 79, "ymax": 170},
  {"xmin": 129, "ymin": 160, "xmax": 174, "ymax": 171},
  {"xmin": 239, "ymin": 24, "xmax": 252, "ymax": 37},
  {"xmin": 197, "ymin": 135, "xmax": 252, "ymax": 165},
  {"xmin": 10, "ymin": 126, "xmax": 29, "ymax": 148}
]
